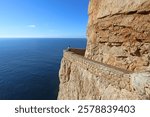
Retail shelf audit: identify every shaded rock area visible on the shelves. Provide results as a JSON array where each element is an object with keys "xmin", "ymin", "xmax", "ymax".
[{"xmin": 58, "ymin": 0, "xmax": 150, "ymax": 100}]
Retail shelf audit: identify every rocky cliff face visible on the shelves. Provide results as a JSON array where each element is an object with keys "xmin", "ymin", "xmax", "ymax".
[
  {"xmin": 85, "ymin": 0, "xmax": 150, "ymax": 71},
  {"xmin": 58, "ymin": 0, "xmax": 150, "ymax": 100}
]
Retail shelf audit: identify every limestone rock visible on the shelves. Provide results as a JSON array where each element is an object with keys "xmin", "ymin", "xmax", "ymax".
[
  {"xmin": 101, "ymin": 85, "xmax": 143, "ymax": 100},
  {"xmin": 131, "ymin": 71, "xmax": 150, "ymax": 98},
  {"xmin": 85, "ymin": 0, "xmax": 150, "ymax": 72}
]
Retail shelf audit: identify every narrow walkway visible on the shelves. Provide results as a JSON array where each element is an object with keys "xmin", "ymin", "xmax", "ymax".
[{"xmin": 64, "ymin": 48, "xmax": 132, "ymax": 79}]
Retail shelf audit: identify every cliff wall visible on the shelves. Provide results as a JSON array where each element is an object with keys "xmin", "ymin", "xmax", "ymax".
[
  {"xmin": 58, "ymin": 0, "xmax": 150, "ymax": 100},
  {"xmin": 85, "ymin": 0, "xmax": 150, "ymax": 71}
]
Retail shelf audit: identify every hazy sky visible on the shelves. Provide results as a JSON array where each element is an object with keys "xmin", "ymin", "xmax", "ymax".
[{"xmin": 0, "ymin": 0, "xmax": 89, "ymax": 38}]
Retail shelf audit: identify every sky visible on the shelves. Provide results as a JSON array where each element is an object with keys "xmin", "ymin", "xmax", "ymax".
[{"xmin": 0, "ymin": 0, "xmax": 89, "ymax": 38}]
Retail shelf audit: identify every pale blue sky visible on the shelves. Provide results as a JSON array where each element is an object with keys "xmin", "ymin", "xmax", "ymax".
[{"xmin": 0, "ymin": 0, "xmax": 89, "ymax": 38}]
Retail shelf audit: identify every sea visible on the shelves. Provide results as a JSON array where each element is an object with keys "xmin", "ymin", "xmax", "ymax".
[{"xmin": 0, "ymin": 38, "xmax": 86, "ymax": 100}]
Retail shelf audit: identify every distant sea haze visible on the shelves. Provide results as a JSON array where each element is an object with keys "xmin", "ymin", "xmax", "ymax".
[{"xmin": 0, "ymin": 38, "xmax": 86, "ymax": 100}]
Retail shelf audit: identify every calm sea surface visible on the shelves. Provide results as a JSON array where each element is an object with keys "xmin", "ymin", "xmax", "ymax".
[{"xmin": 0, "ymin": 38, "xmax": 86, "ymax": 100}]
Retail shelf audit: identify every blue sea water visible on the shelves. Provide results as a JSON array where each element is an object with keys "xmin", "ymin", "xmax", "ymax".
[{"xmin": 0, "ymin": 38, "xmax": 86, "ymax": 100}]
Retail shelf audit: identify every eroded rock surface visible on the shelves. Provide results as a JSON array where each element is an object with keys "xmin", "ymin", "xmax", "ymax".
[{"xmin": 85, "ymin": 0, "xmax": 150, "ymax": 71}]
